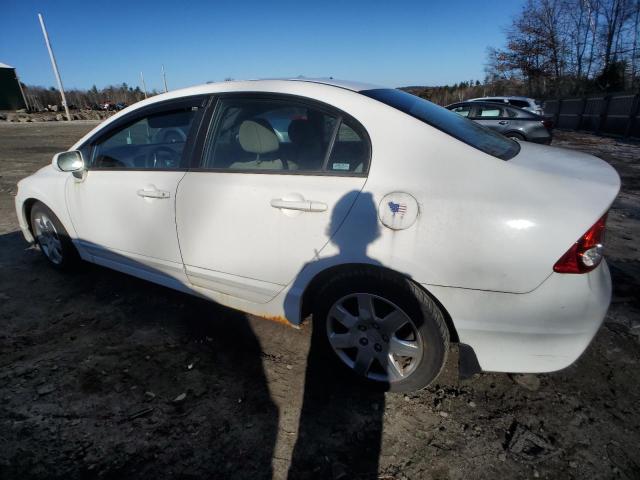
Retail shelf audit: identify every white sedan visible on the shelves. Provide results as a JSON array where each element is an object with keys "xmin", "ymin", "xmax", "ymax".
[{"xmin": 15, "ymin": 79, "xmax": 620, "ymax": 392}]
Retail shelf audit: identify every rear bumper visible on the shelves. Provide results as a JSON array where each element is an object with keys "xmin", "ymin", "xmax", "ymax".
[{"xmin": 425, "ymin": 260, "xmax": 611, "ymax": 373}]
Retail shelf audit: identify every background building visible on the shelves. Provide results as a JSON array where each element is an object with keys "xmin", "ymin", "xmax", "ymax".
[{"xmin": 0, "ymin": 62, "xmax": 28, "ymax": 110}]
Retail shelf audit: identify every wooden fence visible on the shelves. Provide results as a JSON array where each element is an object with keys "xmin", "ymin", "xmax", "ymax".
[{"xmin": 544, "ymin": 93, "xmax": 640, "ymax": 139}]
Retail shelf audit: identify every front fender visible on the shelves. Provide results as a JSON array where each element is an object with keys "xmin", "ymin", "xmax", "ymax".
[{"xmin": 15, "ymin": 165, "xmax": 77, "ymax": 244}]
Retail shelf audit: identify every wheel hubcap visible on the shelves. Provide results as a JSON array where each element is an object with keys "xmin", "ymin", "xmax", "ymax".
[
  {"xmin": 326, "ymin": 293, "xmax": 423, "ymax": 383},
  {"xmin": 33, "ymin": 213, "xmax": 63, "ymax": 265}
]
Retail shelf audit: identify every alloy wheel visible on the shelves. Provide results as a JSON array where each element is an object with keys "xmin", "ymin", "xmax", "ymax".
[
  {"xmin": 33, "ymin": 212, "xmax": 63, "ymax": 265},
  {"xmin": 326, "ymin": 293, "xmax": 424, "ymax": 383}
]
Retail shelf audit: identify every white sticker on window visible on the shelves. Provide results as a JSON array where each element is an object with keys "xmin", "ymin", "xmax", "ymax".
[{"xmin": 332, "ymin": 163, "xmax": 350, "ymax": 171}]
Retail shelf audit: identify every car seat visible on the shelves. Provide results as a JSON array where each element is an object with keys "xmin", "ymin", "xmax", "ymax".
[{"xmin": 231, "ymin": 119, "xmax": 293, "ymax": 170}]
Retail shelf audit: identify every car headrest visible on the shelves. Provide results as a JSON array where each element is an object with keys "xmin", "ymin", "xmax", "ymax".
[
  {"xmin": 238, "ymin": 120, "xmax": 279, "ymax": 154},
  {"xmin": 288, "ymin": 119, "xmax": 320, "ymax": 147}
]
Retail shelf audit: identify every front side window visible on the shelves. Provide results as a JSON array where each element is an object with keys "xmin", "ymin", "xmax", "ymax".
[
  {"xmin": 361, "ymin": 89, "xmax": 519, "ymax": 160},
  {"xmin": 203, "ymin": 97, "xmax": 369, "ymax": 174},
  {"xmin": 91, "ymin": 107, "xmax": 197, "ymax": 169}
]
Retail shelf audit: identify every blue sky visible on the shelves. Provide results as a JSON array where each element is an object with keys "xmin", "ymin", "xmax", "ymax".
[{"xmin": 2, "ymin": 0, "xmax": 525, "ymax": 91}]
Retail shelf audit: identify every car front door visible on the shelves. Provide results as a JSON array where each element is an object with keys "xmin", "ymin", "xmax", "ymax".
[
  {"xmin": 66, "ymin": 96, "xmax": 205, "ymax": 285},
  {"xmin": 175, "ymin": 94, "xmax": 370, "ymax": 304}
]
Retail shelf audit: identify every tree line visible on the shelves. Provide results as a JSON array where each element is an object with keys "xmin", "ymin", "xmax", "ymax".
[
  {"xmin": 23, "ymin": 83, "xmax": 154, "ymax": 111},
  {"xmin": 486, "ymin": 0, "xmax": 640, "ymax": 97},
  {"xmin": 405, "ymin": 0, "xmax": 638, "ymax": 105}
]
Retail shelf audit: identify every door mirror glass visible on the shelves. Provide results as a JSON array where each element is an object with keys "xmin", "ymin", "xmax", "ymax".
[{"xmin": 53, "ymin": 151, "xmax": 85, "ymax": 172}]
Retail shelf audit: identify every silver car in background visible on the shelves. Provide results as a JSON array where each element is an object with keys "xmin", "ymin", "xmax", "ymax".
[
  {"xmin": 446, "ymin": 101, "xmax": 553, "ymax": 144},
  {"xmin": 468, "ymin": 96, "xmax": 544, "ymax": 116}
]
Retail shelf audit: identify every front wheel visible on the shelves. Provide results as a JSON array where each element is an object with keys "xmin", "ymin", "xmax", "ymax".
[
  {"xmin": 30, "ymin": 202, "xmax": 79, "ymax": 270},
  {"xmin": 313, "ymin": 268, "xmax": 449, "ymax": 392}
]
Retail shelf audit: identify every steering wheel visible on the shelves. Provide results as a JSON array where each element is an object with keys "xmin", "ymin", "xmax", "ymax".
[{"xmin": 145, "ymin": 145, "xmax": 180, "ymax": 169}]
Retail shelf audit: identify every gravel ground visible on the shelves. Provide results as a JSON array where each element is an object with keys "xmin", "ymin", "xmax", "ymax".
[{"xmin": 0, "ymin": 123, "xmax": 639, "ymax": 480}]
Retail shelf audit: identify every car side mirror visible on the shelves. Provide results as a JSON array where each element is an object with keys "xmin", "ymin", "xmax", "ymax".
[{"xmin": 53, "ymin": 151, "xmax": 85, "ymax": 178}]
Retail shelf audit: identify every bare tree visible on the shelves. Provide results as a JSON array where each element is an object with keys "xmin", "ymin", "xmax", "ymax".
[
  {"xmin": 631, "ymin": 0, "xmax": 640, "ymax": 83},
  {"xmin": 599, "ymin": 0, "xmax": 632, "ymax": 70},
  {"xmin": 564, "ymin": 0, "xmax": 599, "ymax": 79},
  {"xmin": 487, "ymin": 0, "xmax": 638, "ymax": 96}
]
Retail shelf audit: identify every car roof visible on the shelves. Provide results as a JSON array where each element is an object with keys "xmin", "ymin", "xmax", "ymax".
[
  {"xmin": 446, "ymin": 101, "xmax": 511, "ymax": 108},
  {"xmin": 289, "ymin": 77, "xmax": 383, "ymax": 91},
  {"xmin": 111, "ymin": 78, "xmax": 384, "ymax": 112},
  {"xmin": 468, "ymin": 96, "xmax": 535, "ymax": 102},
  {"xmin": 446, "ymin": 101, "xmax": 540, "ymax": 116},
  {"xmin": 70, "ymin": 78, "xmax": 386, "ymax": 149},
  {"xmin": 173, "ymin": 77, "xmax": 382, "ymax": 97}
]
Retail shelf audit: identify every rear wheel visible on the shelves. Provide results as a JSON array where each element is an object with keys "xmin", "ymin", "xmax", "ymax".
[
  {"xmin": 30, "ymin": 202, "xmax": 79, "ymax": 270},
  {"xmin": 313, "ymin": 268, "xmax": 449, "ymax": 392},
  {"xmin": 507, "ymin": 132, "xmax": 525, "ymax": 141}
]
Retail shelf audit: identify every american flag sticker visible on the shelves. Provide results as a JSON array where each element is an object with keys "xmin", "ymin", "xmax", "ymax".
[{"xmin": 388, "ymin": 201, "xmax": 407, "ymax": 216}]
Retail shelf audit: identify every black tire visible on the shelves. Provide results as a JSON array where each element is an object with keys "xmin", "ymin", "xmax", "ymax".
[
  {"xmin": 507, "ymin": 132, "xmax": 525, "ymax": 141},
  {"xmin": 312, "ymin": 267, "xmax": 449, "ymax": 392},
  {"xmin": 30, "ymin": 202, "xmax": 80, "ymax": 270}
]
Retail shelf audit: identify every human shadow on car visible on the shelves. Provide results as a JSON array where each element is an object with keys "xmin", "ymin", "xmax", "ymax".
[{"xmin": 285, "ymin": 191, "xmax": 387, "ymax": 479}]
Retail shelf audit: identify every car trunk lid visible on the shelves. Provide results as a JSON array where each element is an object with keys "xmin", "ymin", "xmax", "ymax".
[{"xmin": 503, "ymin": 141, "xmax": 620, "ymax": 287}]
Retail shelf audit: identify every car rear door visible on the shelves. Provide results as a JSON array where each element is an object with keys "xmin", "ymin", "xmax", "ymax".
[
  {"xmin": 471, "ymin": 104, "xmax": 510, "ymax": 133},
  {"xmin": 66, "ymin": 96, "xmax": 206, "ymax": 285},
  {"xmin": 175, "ymin": 93, "xmax": 370, "ymax": 303}
]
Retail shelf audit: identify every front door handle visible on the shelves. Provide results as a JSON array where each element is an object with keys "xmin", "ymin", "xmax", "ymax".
[
  {"xmin": 137, "ymin": 188, "xmax": 171, "ymax": 199},
  {"xmin": 270, "ymin": 198, "xmax": 327, "ymax": 212},
  {"xmin": 498, "ymin": 120, "xmax": 509, "ymax": 125}
]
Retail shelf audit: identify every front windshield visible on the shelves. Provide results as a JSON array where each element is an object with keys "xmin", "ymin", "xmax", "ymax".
[{"xmin": 361, "ymin": 89, "xmax": 520, "ymax": 160}]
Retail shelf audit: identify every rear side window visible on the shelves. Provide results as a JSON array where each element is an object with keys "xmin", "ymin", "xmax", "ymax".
[
  {"xmin": 506, "ymin": 107, "xmax": 519, "ymax": 118},
  {"xmin": 203, "ymin": 96, "xmax": 369, "ymax": 174},
  {"xmin": 328, "ymin": 122, "xmax": 369, "ymax": 173},
  {"xmin": 475, "ymin": 106, "xmax": 504, "ymax": 118},
  {"xmin": 362, "ymin": 89, "xmax": 519, "ymax": 160}
]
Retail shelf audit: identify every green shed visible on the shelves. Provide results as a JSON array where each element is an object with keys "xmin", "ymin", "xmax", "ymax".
[{"xmin": 0, "ymin": 62, "xmax": 27, "ymax": 110}]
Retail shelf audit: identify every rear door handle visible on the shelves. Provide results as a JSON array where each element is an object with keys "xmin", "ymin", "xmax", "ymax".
[
  {"xmin": 498, "ymin": 120, "xmax": 509, "ymax": 125},
  {"xmin": 270, "ymin": 199, "xmax": 327, "ymax": 212},
  {"xmin": 137, "ymin": 188, "xmax": 171, "ymax": 199}
]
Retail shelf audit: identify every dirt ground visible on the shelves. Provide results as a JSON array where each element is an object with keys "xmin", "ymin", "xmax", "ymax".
[{"xmin": 1, "ymin": 122, "xmax": 639, "ymax": 480}]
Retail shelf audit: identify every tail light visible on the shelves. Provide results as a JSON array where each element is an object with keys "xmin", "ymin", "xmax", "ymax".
[
  {"xmin": 553, "ymin": 214, "xmax": 607, "ymax": 274},
  {"xmin": 542, "ymin": 119, "xmax": 553, "ymax": 129}
]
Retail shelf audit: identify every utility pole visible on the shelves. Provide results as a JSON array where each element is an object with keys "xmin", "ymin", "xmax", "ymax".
[
  {"xmin": 140, "ymin": 71, "xmax": 148, "ymax": 99},
  {"xmin": 37, "ymin": 13, "xmax": 71, "ymax": 121},
  {"xmin": 161, "ymin": 64, "xmax": 168, "ymax": 93}
]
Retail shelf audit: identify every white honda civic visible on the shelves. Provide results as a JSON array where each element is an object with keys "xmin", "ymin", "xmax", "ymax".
[{"xmin": 15, "ymin": 79, "xmax": 620, "ymax": 391}]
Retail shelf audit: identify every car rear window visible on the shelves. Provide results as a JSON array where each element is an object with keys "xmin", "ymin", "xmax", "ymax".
[{"xmin": 361, "ymin": 89, "xmax": 520, "ymax": 160}]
